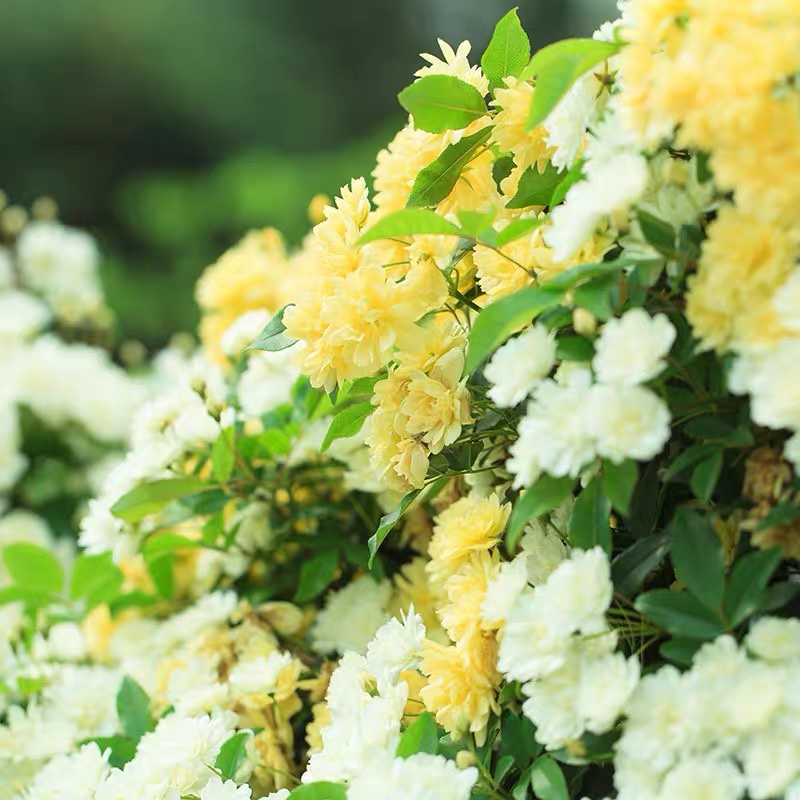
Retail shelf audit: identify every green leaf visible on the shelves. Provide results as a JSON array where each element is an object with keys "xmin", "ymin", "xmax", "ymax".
[
  {"xmin": 523, "ymin": 38, "xmax": 619, "ymax": 128},
  {"xmin": 569, "ymin": 480, "xmax": 612, "ymax": 556},
  {"xmin": 358, "ymin": 208, "xmax": 462, "ymax": 245},
  {"xmin": 142, "ymin": 533, "xmax": 201, "ymax": 559},
  {"xmin": 0, "ymin": 585, "xmax": 56, "ymax": 607},
  {"xmin": 116, "ymin": 676, "xmax": 154, "ymax": 742},
  {"xmin": 637, "ymin": 210, "xmax": 678, "ymax": 258},
  {"xmin": 555, "ymin": 335, "xmax": 594, "ymax": 362},
  {"xmin": 501, "ymin": 711, "xmax": 542, "ymax": 765},
  {"xmin": 110, "ymin": 476, "xmax": 208, "ymax": 523},
  {"xmin": 407, "ymin": 127, "xmax": 492, "ymax": 207},
  {"xmin": 457, "ymin": 209, "xmax": 497, "ymax": 238},
  {"xmin": 756, "ymin": 503, "xmax": 800, "ymax": 531},
  {"xmin": 669, "ymin": 508, "xmax": 724, "ymax": 612},
  {"xmin": 288, "ymin": 783, "xmax": 347, "ymax": 800},
  {"xmin": 368, "ymin": 489, "xmax": 420, "ymax": 566},
  {"xmin": 215, "ymin": 731, "xmax": 252, "ymax": 780},
  {"xmin": 108, "ymin": 591, "xmax": 158, "ymax": 616},
  {"xmin": 572, "ymin": 273, "xmax": 616, "ymax": 320},
  {"xmin": 465, "ymin": 285, "xmax": 563, "ymax": 373},
  {"xmin": 398, "ymin": 75, "xmax": 487, "ymax": 133},
  {"xmin": 611, "ymin": 532, "xmax": 669, "ymax": 597},
  {"xmin": 248, "ymin": 304, "xmax": 297, "ymax": 352},
  {"xmin": 396, "ymin": 711, "xmax": 439, "ymax": 758},
  {"xmin": 541, "ymin": 257, "xmax": 638, "ymax": 293},
  {"xmin": 635, "ymin": 589, "xmax": 724, "ymax": 640},
  {"xmin": 2, "ymin": 543, "xmax": 63, "ymax": 593},
  {"xmin": 659, "ymin": 637, "xmax": 701, "ymax": 667},
  {"xmin": 506, "ymin": 475, "xmax": 574, "ymax": 554},
  {"xmin": 549, "ymin": 159, "xmax": 585, "ymax": 207},
  {"xmin": 211, "ymin": 428, "xmax": 236, "ymax": 483},
  {"xmin": 602, "ymin": 459, "xmax": 638, "ymax": 516},
  {"xmin": 494, "ymin": 216, "xmax": 545, "ymax": 248},
  {"xmin": 83, "ymin": 736, "xmax": 137, "ymax": 769},
  {"xmin": 507, "ymin": 164, "xmax": 563, "ymax": 208},
  {"xmin": 321, "ymin": 402, "xmax": 373, "ymax": 452},
  {"xmin": 493, "ymin": 155, "xmax": 515, "ymax": 190},
  {"xmin": 529, "ymin": 756, "xmax": 569, "ymax": 800},
  {"xmin": 481, "ymin": 8, "xmax": 531, "ymax": 91},
  {"xmin": 201, "ymin": 512, "xmax": 225, "ymax": 547},
  {"xmin": 144, "ymin": 551, "xmax": 174, "ymax": 598},
  {"xmin": 293, "ymin": 549, "xmax": 340, "ymax": 603},
  {"xmin": 689, "ymin": 450, "xmax": 723, "ymax": 503},
  {"xmin": 724, "ymin": 547, "xmax": 782, "ymax": 627},
  {"xmin": 70, "ymin": 552, "xmax": 124, "ymax": 608},
  {"xmin": 761, "ymin": 581, "xmax": 800, "ymax": 613},
  {"xmin": 662, "ymin": 442, "xmax": 718, "ymax": 483}
]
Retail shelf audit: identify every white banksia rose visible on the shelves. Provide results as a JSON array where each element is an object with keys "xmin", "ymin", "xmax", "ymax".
[{"xmin": 746, "ymin": 616, "xmax": 800, "ymax": 661}]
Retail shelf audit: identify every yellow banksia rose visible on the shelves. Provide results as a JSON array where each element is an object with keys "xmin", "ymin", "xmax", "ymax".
[
  {"xmin": 392, "ymin": 556, "xmax": 448, "ymax": 642},
  {"xmin": 419, "ymin": 636, "xmax": 500, "ymax": 744},
  {"xmin": 686, "ymin": 204, "xmax": 797, "ymax": 352},
  {"xmin": 305, "ymin": 701, "xmax": 332, "ymax": 754},
  {"xmin": 196, "ymin": 228, "xmax": 290, "ymax": 362},
  {"xmin": 438, "ymin": 550, "xmax": 500, "ymax": 648},
  {"xmin": 427, "ymin": 493, "xmax": 510, "ymax": 583}
]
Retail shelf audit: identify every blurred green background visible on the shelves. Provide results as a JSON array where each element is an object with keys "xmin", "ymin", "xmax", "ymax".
[{"xmin": 0, "ymin": 0, "xmax": 616, "ymax": 346}]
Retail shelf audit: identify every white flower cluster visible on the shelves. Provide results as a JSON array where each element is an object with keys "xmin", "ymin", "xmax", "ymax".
[
  {"xmin": 503, "ymin": 309, "xmax": 675, "ymax": 485},
  {"xmin": 616, "ymin": 619, "xmax": 800, "ymax": 800},
  {"xmin": 304, "ymin": 608, "xmax": 477, "ymax": 800},
  {"xmin": 493, "ymin": 547, "xmax": 639, "ymax": 749}
]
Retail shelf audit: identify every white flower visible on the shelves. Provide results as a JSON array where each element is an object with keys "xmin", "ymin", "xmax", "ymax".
[
  {"xmin": 593, "ymin": 309, "xmax": 676, "ymax": 386},
  {"xmin": 311, "ymin": 575, "xmax": 392, "ymax": 656},
  {"xmin": 0, "ymin": 291, "xmax": 51, "ymax": 355},
  {"xmin": 346, "ymin": 752, "xmax": 478, "ymax": 800},
  {"xmin": 480, "ymin": 555, "xmax": 529, "ymax": 627},
  {"xmin": 238, "ymin": 349, "xmax": 299, "ymax": 417},
  {"xmin": 365, "ymin": 607, "xmax": 426, "ymax": 686},
  {"xmin": 507, "ymin": 368, "xmax": 596, "ymax": 484},
  {"xmin": 0, "ymin": 397, "xmax": 27, "ymax": 493},
  {"xmin": 586, "ymin": 384, "xmax": 671, "ymax": 463},
  {"xmin": 520, "ymin": 518, "xmax": 568, "ymax": 585},
  {"xmin": 260, "ymin": 792, "xmax": 290, "ymax": 800},
  {"xmin": 16, "ymin": 221, "xmax": 104, "ymax": 323},
  {"xmin": 773, "ymin": 269, "xmax": 800, "ymax": 334},
  {"xmin": 577, "ymin": 651, "xmax": 640, "ymax": 734},
  {"xmin": 221, "ymin": 309, "xmax": 272, "ymax": 357},
  {"xmin": 747, "ymin": 617, "xmax": 800, "ymax": 662},
  {"xmin": 660, "ymin": 756, "xmax": 745, "ymax": 800},
  {"xmin": 228, "ymin": 651, "xmax": 295, "ymax": 696},
  {"xmin": 15, "ymin": 742, "xmax": 109, "ymax": 800},
  {"xmin": 415, "ymin": 39, "xmax": 489, "ymax": 96},
  {"xmin": 544, "ymin": 73, "xmax": 602, "ymax": 171},
  {"xmin": 165, "ymin": 655, "xmax": 228, "ymax": 715},
  {"xmin": 785, "ymin": 433, "xmax": 800, "ymax": 474},
  {"xmin": 741, "ymin": 724, "xmax": 800, "ymax": 799},
  {"xmin": 199, "ymin": 776, "xmax": 252, "ymax": 800},
  {"xmin": 485, "ymin": 324, "xmax": 556, "ymax": 408},
  {"xmin": 729, "ymin": 340, "xmax": 800, "ymax": 431}
]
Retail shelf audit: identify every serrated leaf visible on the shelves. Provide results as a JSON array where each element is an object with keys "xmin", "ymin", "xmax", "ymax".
[
  {"xmin": 368, "ymin": 489, "xmax": 420, "ymax": 566},
  {"xmin": 689, "ymin": 450, "xmax": 723, "ymax": 502},
  {"xmin": 293, "ymin": 549, "xmax": 339, "ymax": 603},
  {"xmin": 288, "ymin": 782, "xmax": 347, "ymax": 800},
  {"xmin": 481, "ymin": 8, "xmax": 531, "ymax": 91},
  {"xmin": 407, "ymin": 127, "xmax": 492, "ymax": 207},
  {"xmin": 522, "ymin": 38, "xmax": 619, "ymax": 128},
  {"xmin": 635, "ymin": 589, "xmax": 724, "ymax": 640},
  {"xmin": 569, "ymin": 480, "xmax": 612, "ymax": 555},
  {"xmin": 506, "ymin": 475, "xmax": 574, "ymax": 554},
  {"xmin": 2, "ymin": 543, "xmax": 63, "ymax": 593},
  {"xmin": 116, "ymin": 676, "xmax": 154, "ymax": 742},
  {"xmin": 215, "ymin": 731, "xmax": 252, "ymax": 780},
  {"xmin": 611, "ymin": 532, "xmax": 669, "ymax": 597},
  {"xmin": 211, "ymin": 427, "xmax": 236, "ymax": 482},
  {"xmin": 493, "ymin": 216, "xmax": 545, "ymax": 247},
  {"xmin": 110, "ymin": 476, "xmax": 208, "ymax": 523},
  {"xmin": 396, "ymin": 711, "xmax": 438, "ymax": 758},
  {"xmin": 529, "ymin": 756, "xmax": 569, "ymax": 800},
  {"xmin": 465, "ymin": 285, "xmax": 563, "ymax": 373},
  {"xmin": 358, "ymin": 208, "xmax": 462, "ymax": 245},
  {"xmin": 724, "ymin": 547, "xmax": 782, "ymax": 627},
  {"xmin": 321, "ymin": 402, "xmax": 373, "ymax": 452},
  {"xmin": 507, "ymin": 164, "xmax": 563, "ymax": 208},
  {"xmin": 398, "ymin": 75, "xmax": 487, "ymax": 133},
  {"xmin": 70, "ymin": 552, "xmax": 123, "ymax": 607},
  {"xmin": 669, "ymin": 508, "xmax": 724, "ymax": 612},
  {"xmin": 602, "ymin": 459, "xmax": 638, "ymax": 516},
  {"xmin": 248, "ymin": 304, "xmax": 298, "ymax": 352}
]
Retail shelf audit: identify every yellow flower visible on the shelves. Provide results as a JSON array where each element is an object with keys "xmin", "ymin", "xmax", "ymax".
[
  {"xmin": 686, "ymin": 204, "xmax": 797, "ymax": 352},
  {"xmin": 491, "ymin": 77, "xmax": 554, "ymax": 174},
  {"xmin": 392, "ymin": 556, "xmax": 448, "ymax": 642},
  {"xmin": 438, "ymin": 550, "xmax": 499, "ymax": 648},
  {"xmin": 196, "ymin": 228, "xmax": 291, "ymax": 362},
  {"xmin": 427, "ymin": 494, "xmax": 510, "ymax": 583},
  {"xmin": 419, "ymin": 637, "xmax": 499, "ymax": 743},
  {"xmin": 415, "ymin": 39, "xmax": 489, "ymax": 96},
  {"xmin": 305, "ymin": 701, "xmax": 331, "ymax": 754}
]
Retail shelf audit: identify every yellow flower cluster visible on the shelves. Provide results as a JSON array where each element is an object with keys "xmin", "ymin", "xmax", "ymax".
[
  {"xmin": 196, "ymin": 228, "xmax": 297, "ymax": 362},
  {"xmin": 618, "ymin": 0, "xmax": 800, "ymax": 352},
  {"xmin": 419, "ymin": 494, "xmax": 510, "ymax": 742}
]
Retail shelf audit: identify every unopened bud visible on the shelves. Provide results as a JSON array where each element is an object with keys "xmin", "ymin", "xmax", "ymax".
[
  {"xmin": 572, "ymin": 307, "xmax": 597, "ymax": 337},
  {"xmin": 456, "ymin": 750, "xmax": 477, "ymax": 769},
  {"xmin": 308, "ymin": 193, "xmax": 331, "ymax": 226}
]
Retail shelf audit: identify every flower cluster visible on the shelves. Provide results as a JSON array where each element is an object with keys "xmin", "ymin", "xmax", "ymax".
[{"xmin": 5, "ymin": 2, "xmax": 800, "ymax": 799}]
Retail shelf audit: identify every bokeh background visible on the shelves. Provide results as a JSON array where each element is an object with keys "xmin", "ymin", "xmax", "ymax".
[{"xmin": 0, "ymin": 0, "xmax": 616, "ymax": 346}]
